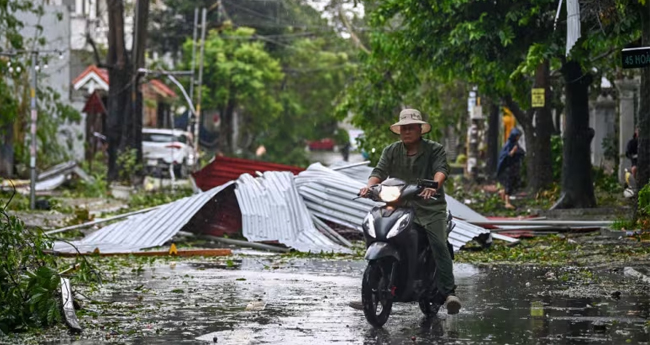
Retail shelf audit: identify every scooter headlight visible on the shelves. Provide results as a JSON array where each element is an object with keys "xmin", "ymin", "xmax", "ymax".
[
  {"xmin": 379, "ymin": 186, "xmax": 401, "ymax": 202},
  {"xmin": 387, "ymin": 214, "xmax": 410, "ymax": 239},
  {"xmin": 363, "ymin": 214, "xmax": 376, "ymax": 238}
]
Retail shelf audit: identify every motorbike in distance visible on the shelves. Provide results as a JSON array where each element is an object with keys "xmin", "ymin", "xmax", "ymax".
[{"xmin": 357, "ymin": 178, "xmax": 455, "ymax": 328}]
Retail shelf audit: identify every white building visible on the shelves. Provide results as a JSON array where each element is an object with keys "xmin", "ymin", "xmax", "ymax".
[{"xmin": 11, "ymin": 0, "xmax": 168, "ymax": 162}]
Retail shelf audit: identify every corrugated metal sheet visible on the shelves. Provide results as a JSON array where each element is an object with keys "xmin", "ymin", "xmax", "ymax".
[
  {"xmin": 445, "ymin": 195, "xmax": 489, "ymax": 223},
  {"xmin": 235, "ymin": 171, "xmax": 351, "ymax": 254},
  {"xmin": 329, "ymin": 161, "xmax": 374, "ymax": 182},
  {"xmin": 295, "ymin": 163, "xmax": 380, "ymax": 231},
  {"xmin": 298, "ymin": 163, "xmax": 517, "ymax": 251},
  {"xmin": 192, "ymin": 156, "xmax": 304, "ymax": 192},
  {"xmin": 2, "ymin": 161, "xmax": 93, "ymax": 193},
  {"xmin": 53, "ymin": 182, "xmax": 235, "ymax": 253},
  {"xmin": 448, "ymin": 219, "xmax": 492, "ymax": 252}
]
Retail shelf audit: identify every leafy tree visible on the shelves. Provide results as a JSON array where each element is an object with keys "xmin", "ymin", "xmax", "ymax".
[
  {"xmin": 150, "ymin": 0, "xmax": 334, "ymax": 62},
  {"xmin": 341, "ymin": 0, "xmax": 640, "ymax": 208},
  {"xmin": 182, "ymin": 26, "xmax": 284, "ymax": 156},
  {"xmin": 343, "ymin": 0, "xmax": 561, "ymax": 192},
  {"xmin": 1, "ymin": 1, "xmax": 81, "ymax": 178},
  {"xmin": 257, "ymin": 37, "xmax": 358, "ymax": 166}
]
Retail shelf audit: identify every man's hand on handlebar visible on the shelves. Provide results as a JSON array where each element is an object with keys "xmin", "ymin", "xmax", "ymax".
[{"xmin": 419, "ymin": 188, "xmax": 437, "ymax": 200}]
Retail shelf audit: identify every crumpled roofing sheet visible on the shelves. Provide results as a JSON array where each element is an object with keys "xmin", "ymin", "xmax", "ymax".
[
  {"xmin": 298, "ymin": 162, "xmax": 514, "ymax": 251},
  {"xmin": 53, "ymin": 182, "xmax": 235, "ymax": 253},
  {"xmin": 235, "ymin": 171, "xmax": 351, "ymax": 254}
]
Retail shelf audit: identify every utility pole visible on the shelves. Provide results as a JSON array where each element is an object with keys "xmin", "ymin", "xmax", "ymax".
[
  {"xmin": 189, "ymin": 7, "xmax": 199, "ymax": 103},
  {"xmin": 2, "ymin": 49, "xmax": 63, "ymax": 209},
  {"xmin": 194, "ymin": 7, "xmax": 207, "ymax": 155},
  {"xmin": 29, "ymin": 52, "xmax": 38, "ymax": 210}
]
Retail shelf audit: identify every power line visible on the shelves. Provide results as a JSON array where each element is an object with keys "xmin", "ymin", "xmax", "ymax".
[{"xmin": 222, "ymin": 0, "xmax": 279, "ymax": 22}]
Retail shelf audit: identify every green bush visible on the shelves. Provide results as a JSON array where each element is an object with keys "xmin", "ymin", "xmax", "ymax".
[
  {"xmin": 639, "ymin": 183, "xmax": 650, "ymax": 217},
  {"xmin": 0, "ymin": 205, "xmax": 61, "ymax": 333},
  {"xmin": 593, "ymin": 167, "xmax": 622, "ymax": 194}
]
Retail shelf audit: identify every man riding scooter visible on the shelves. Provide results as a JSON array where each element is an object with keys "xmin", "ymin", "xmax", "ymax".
[{"xmin": 348, "ymin": 108, "xmax": 461, "ymax": 315}]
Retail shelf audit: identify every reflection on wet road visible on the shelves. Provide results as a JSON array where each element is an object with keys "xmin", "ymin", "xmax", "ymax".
[{"xmin": 61, "ymin": 258, "xmax": 650, "ymax": 345}]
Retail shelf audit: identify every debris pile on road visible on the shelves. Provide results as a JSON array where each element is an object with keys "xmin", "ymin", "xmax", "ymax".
[{"xmin": 53, "ymin": 159, "xmax": 617, "ymax": 255}]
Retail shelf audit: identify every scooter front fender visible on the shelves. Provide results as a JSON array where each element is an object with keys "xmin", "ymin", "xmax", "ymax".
[{"xmin": 365, "ymin": 242, "xmax": 400, "ymax": 261}]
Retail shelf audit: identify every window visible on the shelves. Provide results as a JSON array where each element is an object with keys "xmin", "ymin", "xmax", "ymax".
[{"xmin": 143, "ymin": 133, "xmax": 186, "ymax": 143}]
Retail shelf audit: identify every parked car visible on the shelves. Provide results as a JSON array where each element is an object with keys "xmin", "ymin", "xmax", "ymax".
[
  {"xmin": 308, "ymin": 138, "xmax": 336, "ymax": 151},
  {"xmin": 142, "ymin": 128, "xmax": 196, "ymax": 178}
]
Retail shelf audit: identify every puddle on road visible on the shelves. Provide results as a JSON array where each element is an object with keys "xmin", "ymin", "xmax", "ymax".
[{"xmin": 40, "ymin": 260, "xmax": 649, "ymax": 345}]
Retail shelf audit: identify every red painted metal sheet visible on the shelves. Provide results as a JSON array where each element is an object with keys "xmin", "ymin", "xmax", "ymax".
[
  {"xmin": 184, "ymin": 183, "xmax": 242, "ymax": 238},
  {"xmin": 191, "ymin": 156, "xmax": 305, "ymax": 191}
]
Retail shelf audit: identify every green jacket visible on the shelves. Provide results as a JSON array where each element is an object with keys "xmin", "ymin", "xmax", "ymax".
[{"xmin": 369, "ymin": 139, "xmax": 449, "ymax": 225}]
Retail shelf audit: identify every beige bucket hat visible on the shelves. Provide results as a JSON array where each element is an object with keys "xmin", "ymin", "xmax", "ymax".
[{"xmin": 390, "ymin": 108, "xmax": 431, "ymax": 134}]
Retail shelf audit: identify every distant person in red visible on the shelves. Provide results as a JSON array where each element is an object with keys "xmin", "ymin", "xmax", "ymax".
[{"xmin": 626, "ymin": 128, "xmax": 638, "ymax": 180}]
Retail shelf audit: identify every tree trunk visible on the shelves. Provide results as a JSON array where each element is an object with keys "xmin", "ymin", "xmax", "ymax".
[
  {"xmin": 529, "ymin": 60, "xmax": 554, "ymax": 192},
  {"xmin": 552, "ymin": 60, "xmax": 596, "ymax": 209},
  {"xmin": 485, "ymin": 101, "xmax": 499, "ymax": 178},
  {"xmin": 106, "ymin": 0, "xmax": 132, "ymax": 182},
  {"xmin": 106, "ymin": 0, "xmax": 148, "ymax": 183},
  {"xmin": 637, "ymin": 0, "xmax": 650, "ymax": 196},
  {"xmin": 219, "ymin": 98, "xmax": 236, "ymax": 155},
  {"xmin": 0, "ymin": 123, "xmax": 13, "ymax": 177},
  {"xmin": 130, "ymin": 0, "xmax": 149, "ymax": 182},
  {"xmin": 503, "ymin": 90, "xmax": 553, "ymax": 194}
]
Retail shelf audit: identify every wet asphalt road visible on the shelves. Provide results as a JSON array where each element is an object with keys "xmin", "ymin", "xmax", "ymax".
[{"xmin": 48, "ymin": 256, "xmax": 650, "ymax": 345}]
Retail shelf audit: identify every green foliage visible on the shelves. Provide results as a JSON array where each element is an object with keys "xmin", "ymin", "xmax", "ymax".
[
  {"xmin": 0, "ymin": 200, "xmax": 61, "ymax": 333},
  {"xmin": 59, "ymin": 151, "xmax": 109, "ymax": 198},
  {"xmin": 128, "ymin": 189, "xmax": 194, "ymax": 210},
  {"xmin": 250, "ymin": 37, "xmax": 357, "ymax": 166},
  {"xmin": 0, "ymin": 192, "xmax": 78, "ymax": 215},
  {"xmin": 602, "ymin": 134, "xmax": 618, "ymax": 163},
  {"xmin": 116, "ymin": 149, "xmax": 141, "ymax": 186},
  {"xmin": 551, "ymin": 135, "xmax": 563, "ymax": 183},
  {"xmin": 456, "ymin": 233, "xmax": 650, "ymax": 266},
  {"xmin": 639, "ymin": 183, "xmax": 650, "ymax": 217},
  {"xmin": 611, "ymin": 217, "xmax": 637, "ymax": 230},
  {"xmin": 593, "ymin": 167, "xmax": 622, "ymax": 194},
  {"xmin": 182, "ymin": 27, "xmax": 284, "ymax": 154},
  {"xmin": 1, "ymin": 1, "xmax": 82, "ymax": 176}
]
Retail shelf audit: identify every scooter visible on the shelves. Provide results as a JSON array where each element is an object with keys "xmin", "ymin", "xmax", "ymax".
[{"xmin": 359, "ymin": 178, "xmax": 455, "ymax": 328}]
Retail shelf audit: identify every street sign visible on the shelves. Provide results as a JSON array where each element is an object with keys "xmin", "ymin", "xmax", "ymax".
[
  {"xmin": 531, "ymin": 88, "xmax": 545, "ymax": 108},
  {"xmin": 470, "ymin": 105, "xmax": 483, "ymax": 120},
  {"xmin": 622, "ymin": 47, "xmax": 650, "ymax": 69}
]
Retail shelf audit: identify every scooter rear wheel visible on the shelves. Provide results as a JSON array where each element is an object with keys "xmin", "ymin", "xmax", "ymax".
[{"xmin": 362, "ymin": 261, "xmax": 393, "ymax": 328}]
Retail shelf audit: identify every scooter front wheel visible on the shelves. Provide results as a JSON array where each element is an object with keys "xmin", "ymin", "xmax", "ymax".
[{"xmin": 362, "ymin": 261, "xmax": 393, "ymax": 328}]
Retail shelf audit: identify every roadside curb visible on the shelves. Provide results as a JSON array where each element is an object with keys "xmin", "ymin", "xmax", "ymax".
[{"xmin": 623, "ymin": 267, "xmax": 650, "ymax": 284}]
